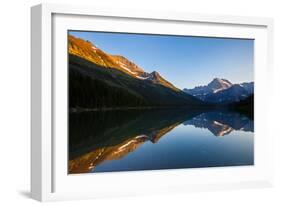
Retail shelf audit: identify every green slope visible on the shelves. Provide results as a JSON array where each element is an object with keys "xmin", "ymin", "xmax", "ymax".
[{"xmin": 69, "ymin": 54, "xmax": 203, "ymax": 109}]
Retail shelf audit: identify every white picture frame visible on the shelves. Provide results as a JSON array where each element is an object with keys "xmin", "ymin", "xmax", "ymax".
[{"xmin": 31, "ymin": 3, "xmax": 274, "ymax": 202}]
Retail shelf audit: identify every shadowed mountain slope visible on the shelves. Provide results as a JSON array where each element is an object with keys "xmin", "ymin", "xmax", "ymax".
[
  {"xmin": 69, "ymin": 35, "xmax": 180, "ymax": 91},
  {"xmin": 68, "ymin": 35, "xmax": 204, "ymax": 109}
]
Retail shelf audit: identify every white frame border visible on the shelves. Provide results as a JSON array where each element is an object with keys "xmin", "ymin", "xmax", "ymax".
[{"xmin": 31, "ymin": 3, "xmax": 274, "ymax": 202}]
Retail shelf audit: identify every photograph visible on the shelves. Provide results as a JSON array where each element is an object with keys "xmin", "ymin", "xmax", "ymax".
[{"xmin": 68, "ymin": 31, "xmax": 254, "ymax": 174}]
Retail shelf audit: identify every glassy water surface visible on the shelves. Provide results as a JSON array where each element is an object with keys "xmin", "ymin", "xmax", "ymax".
[{"xmin": 68, "ymin": 109, "xmax": 254, "ymax": 174}]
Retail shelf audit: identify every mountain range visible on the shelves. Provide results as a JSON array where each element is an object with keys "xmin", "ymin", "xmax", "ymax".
[
  {"xmin": 69, "ymin": 35, "xmax": 180, "ymax": 91},
  {"xmin": 68, "ymin": 35, "xmax": 253, "ymax": 109},
  {"xmin": 68, "ymin": 35, "xmax": 202, "ymax": 109},
  {"xmin": 183, "ymin": 78, "xmax": 254, "ymax": 104}
]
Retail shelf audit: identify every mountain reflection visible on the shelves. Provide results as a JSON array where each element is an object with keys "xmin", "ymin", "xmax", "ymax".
[
  {"xmin": 69, "ymin": 109, "xmax": 253, "ymax": 174},
  {"xmin": 69, "ymin": 126, "xmax": 178, "ymax": 174},
  {"xmin": 184, "ymin": 111, "xmax": 253, "ymax": 136}
]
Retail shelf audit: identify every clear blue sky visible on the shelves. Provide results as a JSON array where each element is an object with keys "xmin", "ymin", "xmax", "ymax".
[{"xmin": 69, "ymin": 31, "xmax": 254, "ymax": 89}]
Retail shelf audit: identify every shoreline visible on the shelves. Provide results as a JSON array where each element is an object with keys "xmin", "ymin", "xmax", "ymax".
[{"xmin": 69, "ymin": 105, "xmax": 227, "ymax": 113}]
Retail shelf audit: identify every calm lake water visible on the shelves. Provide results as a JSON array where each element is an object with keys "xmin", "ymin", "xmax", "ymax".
[{"xmin": 68, "ymin": 109, "xmax": 254, "ymax": 174}]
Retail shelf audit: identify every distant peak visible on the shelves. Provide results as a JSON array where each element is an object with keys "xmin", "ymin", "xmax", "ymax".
[
  {"xmin": 211, "ymin": 77, "xmax": 228, "ymax": 83},
  {"xmin": 151, "ymin": 71, "xmax": 159, "ymax": 75},
  {"xmin": 150, "ymin": 71, "xmax": 161, "ymax": 80},
  {"xmin": 221, "ymin": 78, "xmax": 232, "ymax": 85},
  {"xmin": 213, "ymin": 77, "xmax": 221, "ymax": 81},
  {"xmin": 209, "ymin": 78, "xmax": 221, "ymax": 84},
  {"xmin": 209, "ymin": 78, "xmax": 220, "ymax": 85},
  {"xmin": 205, "ymin": 78, "xmax": 233, "ymax": 93},
  {"xmin": 209, "ymin": 78, "xmax": 232, "ymax": 85}
]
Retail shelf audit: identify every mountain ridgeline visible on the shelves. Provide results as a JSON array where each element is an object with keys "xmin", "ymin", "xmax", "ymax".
[
  {"xmin": 183, "ymin": 78, "xmax": 254, "ymax": 104},
  {"xmin": 68, "ymin": 35, "xmax": 203, "ymax": 110},
  {"xmin": 68, "ymin": 35, "xmax": 253, "ymax": 111}
]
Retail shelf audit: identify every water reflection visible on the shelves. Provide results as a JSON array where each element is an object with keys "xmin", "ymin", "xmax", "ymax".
[
  {"xmin": 183, "ymin": 111, "xmax": 253, "ymax": 137},
  {"xmin": 69, "ymin": 109, "xmax": 254, "ymax": 174}
]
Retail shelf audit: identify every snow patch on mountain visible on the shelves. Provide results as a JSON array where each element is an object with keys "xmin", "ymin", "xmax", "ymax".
[
  {"xmin": 136, "ymin": 76, "xmax": 149, "ymax": 80},
  {"xmin": 118, "ymin": 62, "xmax": 138, "ymax": 75}
]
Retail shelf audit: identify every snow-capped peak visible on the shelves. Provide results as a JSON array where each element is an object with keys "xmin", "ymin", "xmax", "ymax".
[{"xmin": 208, "ymin": 78, "xmax": 233, "ymax": 92}]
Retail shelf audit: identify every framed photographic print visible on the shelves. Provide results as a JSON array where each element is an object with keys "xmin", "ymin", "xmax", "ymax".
[{"xmin": 31, "ymin": 3, "xmax": 274, "ymax": 201}]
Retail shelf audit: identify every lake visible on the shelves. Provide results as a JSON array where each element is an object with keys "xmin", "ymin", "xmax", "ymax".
[{"xmin": 68, "ymin": 109, "xmax": 254, "ymax": 174}]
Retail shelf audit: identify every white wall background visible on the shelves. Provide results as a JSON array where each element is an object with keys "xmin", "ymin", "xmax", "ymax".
[{"xmin": 0, "ymin": 0, "xmax": 280, "ymax": 205}]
